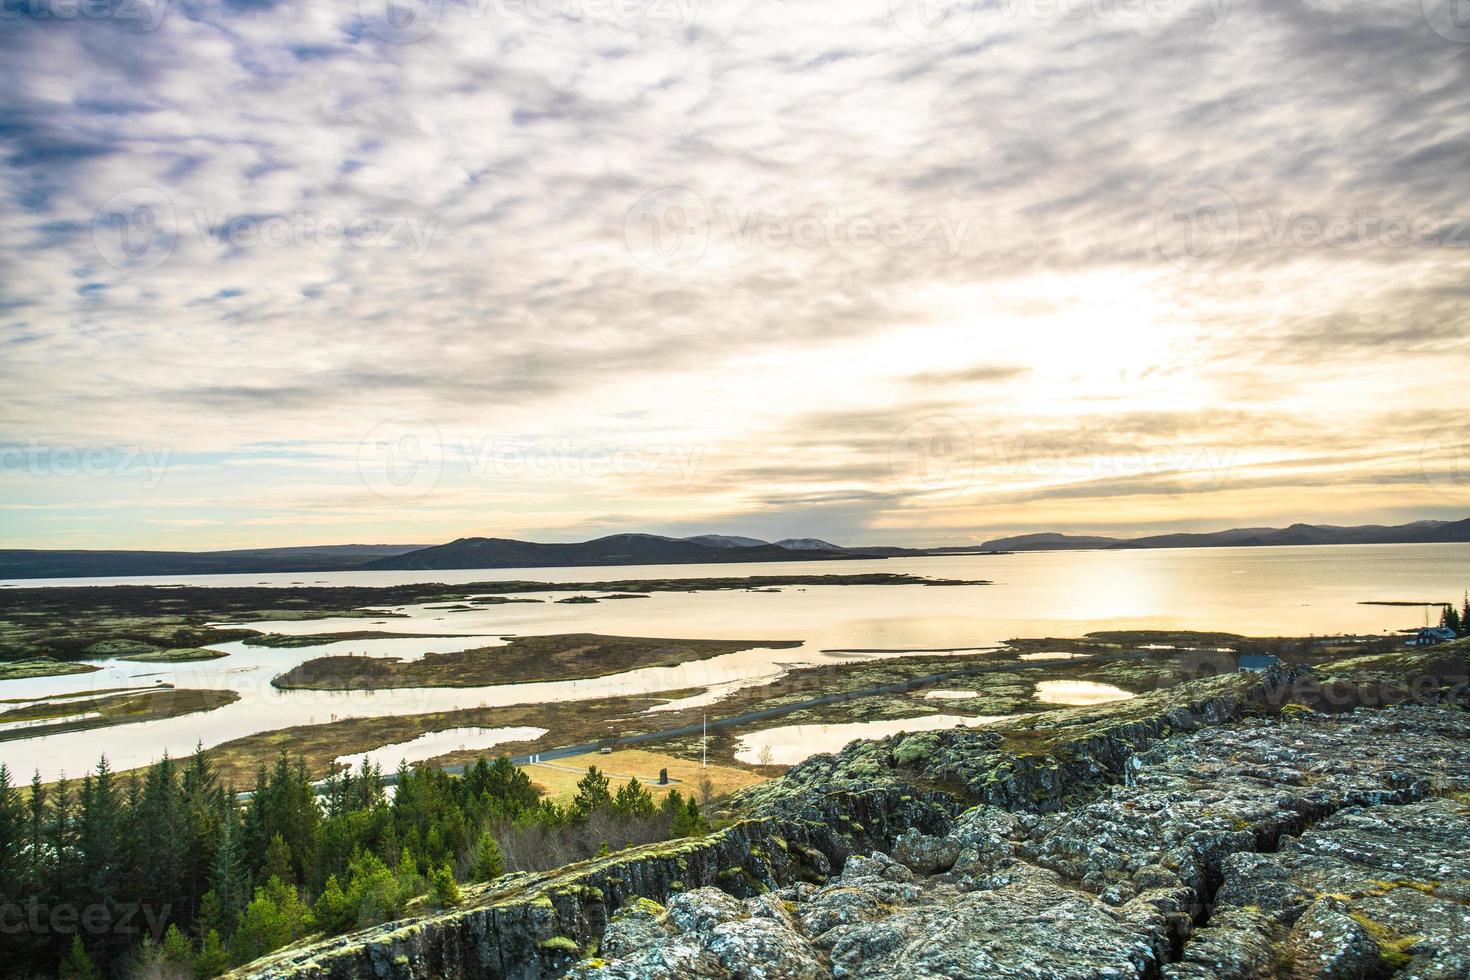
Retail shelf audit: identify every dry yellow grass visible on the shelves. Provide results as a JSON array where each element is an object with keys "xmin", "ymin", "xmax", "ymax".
[{"xmin": 522, "ymin": 748, "xmax": 766, "ymax": 802}]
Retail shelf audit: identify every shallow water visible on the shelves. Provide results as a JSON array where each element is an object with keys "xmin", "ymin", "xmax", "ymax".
[
  {"xmin": 734, "ymin": 714, "xmax": 1011, "ymax": 765},
  {"xmin": 1033, "ymin": 680, "xmax": 1136, "ymax": 706},
  {"xmin": 2, "ymin": 543, "xmax": 1465, "ymax": 780},
  {"xmin": 335, "ymin": 726, "xmax": 548, "ymax": 772}
]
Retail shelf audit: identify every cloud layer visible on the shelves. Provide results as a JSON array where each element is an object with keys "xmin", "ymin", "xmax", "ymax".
[{"xmin": 2, "ymin": 0, "xmax": 1469, "ymax": 547}]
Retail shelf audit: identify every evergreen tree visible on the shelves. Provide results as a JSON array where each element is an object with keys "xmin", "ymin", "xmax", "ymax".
[
  {"xmin": 26, "ymin": 771, "xmax": 49, "ymax": 896},
  {"xmin": 263, "ymin": 833, "xmax": 295, "ymax": 885},
  {"xmin": 208, "ymin": 814, "xmax": 249, "ymax": 936},
  {"xmin": 76, "ymin": 758, "xmax": 124, "ymax": 960},
  {"xmin": 571, "ymin": 766, "xmax": 612, "ymax": 820},
  {"xmin": 1440, "ymin": 604, "xmax": 1462, "ymax": 634},
  {"xmin": 311, "ymin": 875, "xmax": 352, "ymax": 935},
  {"xmin": 611, "ymin": 778, "xmax": 656, "ymax": 820},
  {"xmin": 57, "ymin": 935, "xmax": 100, "ymax": 980},
  {"xmin": 193, "ymin": 929, "xmax": 229, "ymax": 978},
  {"xmin": 470, "ymin": 831, "xmax": 504, "ymax": 881},
  {"xmin": 226, "ymin": 877, "xmax": 312, "ymax": 967},
  {"xmin": 180, "ymin": 744, "xmax": 225, "ymax": 922},
  {"xmin": 161, "ymin": 923, "xmax": 194, "ymax": 969},
  {"xmin": 428, "ymin": 864, "xmax": 460, "ymax": 908},
  {"xmin": 0, "ymin": 764, "xmax": 22, "ymax": 905},
  {"xmin": 139, "ymin": 753, "xmax": 188, "ymax": 933}
]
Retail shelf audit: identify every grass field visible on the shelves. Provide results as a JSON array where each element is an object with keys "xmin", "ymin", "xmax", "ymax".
[{"xmin": 521, "ymin": 749, "xmax": 767, "ymax": 802}]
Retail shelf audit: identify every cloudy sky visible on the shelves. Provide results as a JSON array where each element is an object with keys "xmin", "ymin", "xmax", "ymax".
[{"xmin": 2, "ymin": 0, "xmax": 1468, "ymax": 550}]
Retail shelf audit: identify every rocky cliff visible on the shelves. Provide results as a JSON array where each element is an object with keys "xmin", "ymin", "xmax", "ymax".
[{"xmin": 237, "ymin": 660, "xmax": 1470, "ymax": 979}]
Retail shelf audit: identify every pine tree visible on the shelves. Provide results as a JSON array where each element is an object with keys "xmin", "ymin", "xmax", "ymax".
[
  {"xmin": 57, "ymin": 935, "xmax": 100, "ymax": 980},
  {"xmin": 26, "ymin": 770, "xmax": 49, "ymax": 896},
  {"xmin": 1440, "ymin": 604, "xmax": 1461, "ymax": 634},
  {"xmin": 263, "ymin": 833, "xmax": 295, "ymax": 885},
  {"xmin": 208, "ymin": 814, "xmax": 249, "ymax": 936},
  {"xmin": 470, "ymin": 831, "xmax": 504, "ymax": 881},
  {"xmin": 312, "ymin": 874, "xmax": 352, "ymax": 935},
  {"xmin": 428, "ymin": 864, "xmax": 460, "ymax": 908},
  {"xmin": 139, "ymin": 753, "xmax": 188, "ymax": 932},
  {"xmin": 76, "ymin": 758, "xmax": 123, "ymax": 948},
  {"xmin": 571, "ymin": 766, "xmax": 612, "ymax": 821},
  {"xmin": 225, "ymin": 877, "xmax": 312, "ymax": 967},
  {"xmin": 0, "ymin": 764, "xmax": 22, "ymax": 904},
  {"xmin": 160, "ymin": 923, "xmax": 194, "ymax": 969},
  {"xmin": 611, "ymin": 778, "xmax": 656, "ymax": 820},
  {"xmin": 193, "ymin": 929, "xmax": 229, "ymax": 978},
  {"xmin": 180, "ymin": 744, "xmax": 224, "ymax": 923}
]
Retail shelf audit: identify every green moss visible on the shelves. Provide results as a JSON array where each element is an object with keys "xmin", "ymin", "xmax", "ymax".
[
  {"xmin": 893, "ymin": 733, "xmax": 940, "ymax": 765},
  {"xmin": 621, "ymin": 897, "xmax": 666, "ymax": 917},
  {"xmin": 1347, "ymin": 911, "xmax": 1421, "ymax": 970},
  {"xmin": 538, "ymin": 936, "xmax": 580, "ymax": 953}
]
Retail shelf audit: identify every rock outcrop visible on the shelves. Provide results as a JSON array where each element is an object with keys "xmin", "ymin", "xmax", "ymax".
[
  {"xmin": 559, "ymin": 702, "xmax": 1470, "ymax": 979},
  {"xmin": 237, "ymin": 666, "xmax": 1470, "ymax": 979}
]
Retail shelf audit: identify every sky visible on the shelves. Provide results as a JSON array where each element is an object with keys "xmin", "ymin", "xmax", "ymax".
[{"xmin": 1, "ymin": 0, "xmax": 1468, "ymax": 550}]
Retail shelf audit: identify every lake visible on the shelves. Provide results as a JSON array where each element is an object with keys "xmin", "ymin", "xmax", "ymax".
[{"xmin": 2, "ymin": 543, "xmax": 1465, "ymax": 781}]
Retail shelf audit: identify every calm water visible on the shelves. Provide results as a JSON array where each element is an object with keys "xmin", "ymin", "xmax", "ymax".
[{"xmin": 2, "ymin": 543, "xmax": 1465, "ymax": 780}]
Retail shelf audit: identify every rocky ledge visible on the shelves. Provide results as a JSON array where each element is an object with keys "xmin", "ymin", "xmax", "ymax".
[{"xmin": 238, "ymin": 662, "xmax": 1470, "ymax": 979}]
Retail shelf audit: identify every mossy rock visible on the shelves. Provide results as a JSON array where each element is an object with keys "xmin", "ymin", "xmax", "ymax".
[{"xmin": 893, "ymin": 733, "xmax": 940, "ymax": 765}]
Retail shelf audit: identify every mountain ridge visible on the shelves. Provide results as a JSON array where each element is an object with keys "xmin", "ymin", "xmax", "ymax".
[{"xmin": 982, "ymin": 517, "xmax": 1470, "ymax": 551}]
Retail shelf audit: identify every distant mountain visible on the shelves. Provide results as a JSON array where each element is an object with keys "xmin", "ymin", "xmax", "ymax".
[
  {"xmin": 366, "ymin": 533, "xmax": 864, "ymax": 571},
  {"xmin": 981, "ymin": 518, "xmax": 1470, "ymax": 552},
  {"xmin": 772, "ymin": 537, "xmax": 848, "ymax": 551},
  {"xmin": 683, "ymin": 534, "xmax": 769, "ymax": 548},
  {"xmin": 9, "ymin": 518, "xmax": 1464, "ymax": 581},
  {"xmin": 0, "ymin": 544, "xmax": 430, "ymax": 580},
  {"xmin": 979, "ymin": 532, "xmax": 1126, "ymax": 551}
]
